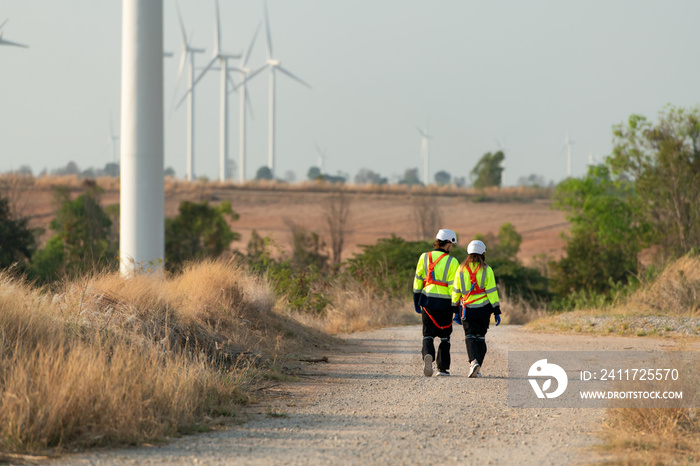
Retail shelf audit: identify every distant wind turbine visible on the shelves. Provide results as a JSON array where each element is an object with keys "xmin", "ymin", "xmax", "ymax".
[
  {"xmin": 228, "ymin": 24, "xmax": 267, "ymax": 183},
  {"xmin": 0, "ymin": 19, "xmax": 28, "ymax": 48},
  {"xmin": 105, "ymin": 115, "xmax": 120, "ymax": 164},
  {"xmin": 563, "ymin": 132, "xmax": 574, "ymax": 178},
  {"xmin": 174, "ymin": 5, "xmax": 206, "ymax": 181},
  {"xmin": 186, "ymin": 0, "xmax": 242, "ymax": 183},
  {"xmin": 417, "ymin": 126, "xmax": 432, "ymax": 185},
  {"xmin": 263, "ymin": 0, "xmax": 311, "ymax": 178},
  {"xmin": 314, "ymin": 142, "xmax": 328, "ymax": 173}
]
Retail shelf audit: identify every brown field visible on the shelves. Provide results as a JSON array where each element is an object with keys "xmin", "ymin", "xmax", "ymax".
[{"xmin": 10, "ymin": 176, "xmax": 568, "ymax": 265}]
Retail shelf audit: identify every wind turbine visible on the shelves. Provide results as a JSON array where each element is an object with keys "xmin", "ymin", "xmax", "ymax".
[
  {"xmin": 314, "ymin": 142, "xmax": 328, "ymax": 173},
  {"xmin": 563, "ymin": 132, "xmax": 574, "ymax": 178},
  {"xmin": 228, "ymin": 24, "xmax": 267, "ymax": 183},
  {"xmin": 174, "ymin": 6, "xmax": 206, "ymax": 182},
  {"xmin": 417, "ymin": 126, "xmax": 432, "ymax": 185},
  {"xmin": 105, "ymin": 115, "xmax": 120, "ymax": 164},
  {"xmin": 0, "ymin": 19, "xmax": 28, "ymax": 48},
  {"xmin": 263, "ymin": 0, "xmax": 311, "ymax": 178},
  {"xmin": 187, "ymin": 0, "xmax": 241, "ymax": 183}
]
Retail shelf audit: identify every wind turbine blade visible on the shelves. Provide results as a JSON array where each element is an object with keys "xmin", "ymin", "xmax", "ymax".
[
  {"xmin": 263, "ymin": 0, "xmax": 273, "ymax": 59},
  {"xmin": 177, "ymin": 5, "xmax": 188, "ymax": 50},
  {"xmin": 176, "ymin": 52, "xmax": 187, "ymax": 85},
  {"xmin": 214, "ymin": 0, "xmax": 222, "ymax": 56},
  {"xmin": 233, "ymin": 64, "xmax": 268, "ymax": 91},
  {"xmin": 0, "ymin": 38, "xmax": 28, "ymax": 48},
  {"xmin": 175, "ymin": 56, "xmax": 217, "ymax": 109},
  {"xmin": 243, "ymin": 23, "xmax": 261, "ymax": 67},
  {"xmin": 276, "ymin": 65, "xmax": 311, "ymax": 89},
  {"xmin": 0, "ymin": 19, "xmax": 8, "ymax": 31},
  {"xmin": 245, "ymin": 88, "xmax": 255, "ymax": 119}
]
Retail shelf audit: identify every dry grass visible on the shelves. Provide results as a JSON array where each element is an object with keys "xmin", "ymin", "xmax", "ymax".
[
  {"xmin": 621, "ymin": 254, "xmax": 700, "ymax": 317},
  {"xmin": 598, "ymin": 371, "xmax": 699, "ymax": 464},
  {"xmin": 302, "ymin": 284, "xmax": 419, "ymax": 335},
  {"xmin": 0, "ymin": 259, "xmax": 330, "ymax": 454},
  {"xmin": 498, "ymin": 291, "xmax": 548, "ymax": 325}
]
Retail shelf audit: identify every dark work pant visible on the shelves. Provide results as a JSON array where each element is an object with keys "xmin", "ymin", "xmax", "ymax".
[
  {"xmin": 421, "ymin": 307, "xmax": 453, "ymax": 371},
  {"xmin": 462, "ymin": 305, "xmax": 493, "ymax": 367}
]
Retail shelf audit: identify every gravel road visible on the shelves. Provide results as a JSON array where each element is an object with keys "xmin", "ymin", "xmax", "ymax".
[{"xmin": 50, "ymin": 325, "xmax": 697, "ymax": 465}]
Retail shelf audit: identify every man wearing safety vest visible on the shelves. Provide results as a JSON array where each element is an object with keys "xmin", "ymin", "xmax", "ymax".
[
  {"xmin": 413, "ymin": 229, "xmax": 461, "ymax": 377},
  {"xmin": 452, "ymin": 239, "xmax": 502, "ymax": 378}
]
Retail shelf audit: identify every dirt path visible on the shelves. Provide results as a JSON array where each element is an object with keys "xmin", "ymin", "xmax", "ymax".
[{"xmin": 50, "ymin": 326, "xmax": 695, "ymax": 465}]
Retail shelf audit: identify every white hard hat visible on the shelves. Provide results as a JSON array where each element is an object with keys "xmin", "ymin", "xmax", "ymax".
[
  {"xmin": 436, "ymin": 229, "xmax": 458, "ymax": 244},
  {"xmin": 467, "ymin": 240, "xmax": 486, "ymax": 255}
]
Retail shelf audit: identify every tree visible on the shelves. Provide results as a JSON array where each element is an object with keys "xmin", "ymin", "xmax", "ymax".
[
  {"xmin": 104, "ymin": 163, "xmax": 120, "ymax": 177},
  {"xmin": 609, "ymin": 105, "xmax": 700, "ymax": 258},
  {"xmin": 549, "ymin": 165, "xmax": 645, "ymax": 297},
  {"xmin": 472, "ymin": 223, "xmax": 550, "ymax": 303},
  {"xmin": 517, "ymin": 174, "xmax": 547, "ymax": 187},
  {"xmin": 434, "ymin": 170, "xmax": 451, "ymax": 186},
  {"xmin": 399, "ymin": 168, "xmax": 421, "ymax": 186},
  {"xmin": 0, "ymin": 196, "xmax": 37, "ymax": 269},
  {"xmin": 307, "ymin": 166, "xmax": 321, "ymax": 180},
  {"xmin": 325, "ymin": 192, "xmax": 352, "ymax": 267},
  {"xmin": 165, "ymin": 200, "xmax": 240, "ymax": 270},
  {"xmin": 354, "ymin": 168, "xmax": 387, "ymax": 185},
  {"xmin": 411, "ymin": 196, "xmax": 442, "ymax": 241},
  {"xmin": 30, "ymin": 181, "xmax": 116, "ymax": 282},
  {"xmin": 470, "ymin": 151, "xmax": 504, "ymax": 189},
  {"xmin": 256, "ymin": 166, "xmax": 273, "ymax": 180}
]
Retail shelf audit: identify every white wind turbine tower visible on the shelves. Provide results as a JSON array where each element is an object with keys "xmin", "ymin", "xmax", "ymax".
[
  {"xmin": 563, "ymin": 132, "xmax": 575, "ymax": 178},
  {"xmin": 105, "ymin": 115, "xmax": 120, "ymax": 164},
  {"xmin": 187, "ymin": 0, "xmax": 241, "ymax": 183},
  {"xmin": 120, "ymin": 0, "xmax": 164, "ymax": 276},
  {"xmin": 315, "ymin": 142, "xmax": 328, "ymax": 173},
  {"xmin": 263, "ymin": 0, "xmax": 311, "ymax": 178},
  {"xmin": 229, "ymin": 25, "xmax": 267, "ymax": 183},
  {"xmin": 174, "ymin": 6, "xmax": 205, "ymax": 182},
  {"xmin": 0, "ymin": 19, "xmax": 28, "ymax": 48},
  {"xmin": 417, "ymin": 126, "xmax": 432, "ymax": 185}
]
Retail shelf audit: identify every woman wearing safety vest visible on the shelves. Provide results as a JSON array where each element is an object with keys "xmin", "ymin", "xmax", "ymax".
[
  {"xmin": 452, "ymin": 240, "xmax": 502, "ymax": 378},
  {"xmin": 413, "ymin": 229, "xmax": 461, "ymax": 377}
]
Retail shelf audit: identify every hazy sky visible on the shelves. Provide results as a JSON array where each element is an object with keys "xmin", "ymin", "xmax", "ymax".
[{"xmin": 1, "ymin": 1, "xmax": 699, "ymax": 185}]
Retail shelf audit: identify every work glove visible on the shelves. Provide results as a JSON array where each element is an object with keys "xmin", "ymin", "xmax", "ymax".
[
  {"xmin": 494, "ymin": 314, "xmax": 501, "ymax": 326},
  {"xmin": 453, "ymin": 313, "xmax": 462, "ymax": 325},
  {"xmin": 414, "ymin": 305, "xmax": 422, "ymax": 314}
]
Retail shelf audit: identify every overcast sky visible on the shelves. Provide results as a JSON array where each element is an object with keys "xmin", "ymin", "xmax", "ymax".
[{"xmin": 1, "ymin": 0, "xmax": 699, "ymax": 185}]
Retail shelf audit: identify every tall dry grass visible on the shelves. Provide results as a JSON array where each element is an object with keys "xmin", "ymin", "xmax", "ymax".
[
  {"xmin": 599, "ymin": 370, "xmax": 699, "ymax": 464},
  {"xmin": 621, "ymin": 254, "xmax": 700, "ymax": 316},
  {"xmin": 299, "ymin": 283, "xmax": 419, "ymax": 334},
  {"xmin": 0, "ymin": 259, "xmax": 330, "ymax": 454}
]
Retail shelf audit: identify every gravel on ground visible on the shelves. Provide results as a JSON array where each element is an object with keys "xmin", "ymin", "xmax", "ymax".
[{"xmin": 49, "ymin": 325, "xmax": 698, "ymax": 465}]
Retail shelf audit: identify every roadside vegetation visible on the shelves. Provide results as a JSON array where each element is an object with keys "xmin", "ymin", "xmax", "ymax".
[{"xmin": 0, "ymin": 104, "xmax": 697, "ymax": 461}]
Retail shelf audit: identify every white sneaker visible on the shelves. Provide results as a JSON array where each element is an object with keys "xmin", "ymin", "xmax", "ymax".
[
  {"xmin": 423, "ymin": 354, "xmax": 434, "ymax": 377},
  {"xmin": 436, "ymin": 370, "xmax": 450, "ymax": 376},
  {"xmin": 468, "ymin": 361, "xmax": 480, "ymax": 378}
]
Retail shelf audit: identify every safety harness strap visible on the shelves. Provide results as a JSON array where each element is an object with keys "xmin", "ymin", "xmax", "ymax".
[
  {"xmin": 423, "ymin": 252, "xmax": 450, "ymax": 287},
  {"xmin": 422, "ymin": 306, "xmax": 453, "ymax": 330}
]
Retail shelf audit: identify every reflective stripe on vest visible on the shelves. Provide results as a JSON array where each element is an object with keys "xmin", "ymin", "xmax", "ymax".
[{"xmin": 423, "ymin": 252, "xmax": 450, "ymax": 288}]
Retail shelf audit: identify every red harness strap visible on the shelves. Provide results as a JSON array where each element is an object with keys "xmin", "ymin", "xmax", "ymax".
[
  {"xmin": 422, "ymin": 306, "xmax": 453, "ymax": 330},
  {"xmin": 460, "ymin": 264, "xmax": 487, "ymax": 306},
  {"xmin": 423, "ymin": 252, "xmax": 449, "ymax": 287}
]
